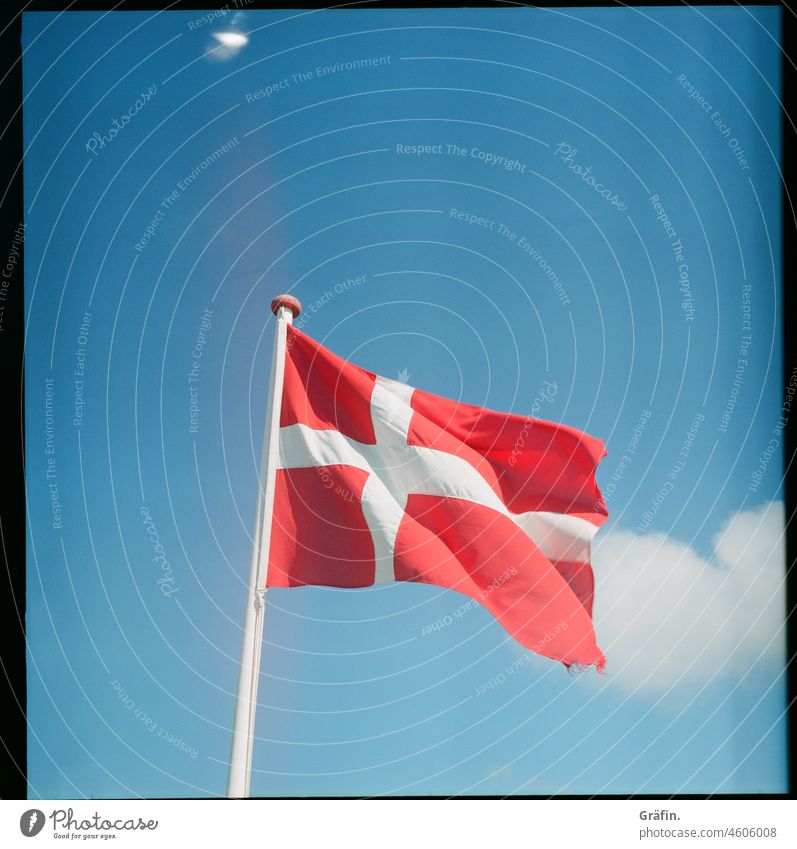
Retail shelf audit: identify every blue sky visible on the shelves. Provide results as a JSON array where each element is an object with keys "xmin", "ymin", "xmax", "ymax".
[{"xmin": 24, "ymin": 6, "xmax": 786, "ymax": 797}]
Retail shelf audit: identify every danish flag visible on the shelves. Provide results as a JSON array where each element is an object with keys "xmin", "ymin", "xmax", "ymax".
[{"xmin": 266, "ymin": 324, "xmax": 608, "ymax": 670}]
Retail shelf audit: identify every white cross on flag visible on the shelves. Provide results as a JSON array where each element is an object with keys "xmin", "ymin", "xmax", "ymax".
[{"xmin": 266, "ymin": 326, "xmax": 609, "ymax": 670}]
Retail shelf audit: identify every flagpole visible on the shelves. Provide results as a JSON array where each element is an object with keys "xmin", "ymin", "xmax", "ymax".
[{"xmin": 227, "ymin": 294, "xmax": 301, "ymax": 799}]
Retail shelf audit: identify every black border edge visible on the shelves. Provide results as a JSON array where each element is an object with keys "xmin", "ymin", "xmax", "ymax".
[
  {"xmin": 0, "ymin": 3, "xmax": 27, "ymax": 803},
  {"xmin": 782, "ymin": 0, "xmax": 796, "ymax": 799}
]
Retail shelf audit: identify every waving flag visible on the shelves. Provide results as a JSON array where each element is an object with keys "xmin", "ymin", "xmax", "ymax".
[
  {"xmin": 266, "ymin": 324, "xmax": 608, "ymax": 670},
  {"xmin": 228, "ymin": 297, "xmax": 609, "ymax": 796}
]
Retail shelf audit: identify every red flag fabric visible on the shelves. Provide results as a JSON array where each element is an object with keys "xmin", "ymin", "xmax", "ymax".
[{"xmin": 267, "ymin": 325, "xmax": 608, "ymax": 670}]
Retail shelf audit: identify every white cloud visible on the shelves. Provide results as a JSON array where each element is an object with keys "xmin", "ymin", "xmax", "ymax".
[{"xmin": 592, "ymin": 501, "xmax": 786, "ymax": 696}]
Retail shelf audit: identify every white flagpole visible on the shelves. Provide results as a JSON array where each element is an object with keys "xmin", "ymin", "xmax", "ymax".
[{"xmin": 227, "ymin": 294, "xmax": 301, "ymax": 798}]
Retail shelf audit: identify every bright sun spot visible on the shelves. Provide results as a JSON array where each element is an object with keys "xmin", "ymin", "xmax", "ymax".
[{"xmin": 213, "ymin": 31, "xmax": 249, "ymax": 48}]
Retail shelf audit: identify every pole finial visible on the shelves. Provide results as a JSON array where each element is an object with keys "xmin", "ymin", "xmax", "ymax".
[{"xmin": 271, "ymin": 294, "xmax": 301, "ymax": 318}]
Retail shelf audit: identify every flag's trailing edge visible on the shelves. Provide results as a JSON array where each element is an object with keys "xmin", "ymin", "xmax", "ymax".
[{"xmin": 267, "ymin": 326, "xmax": 608, "ymax": 671}]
